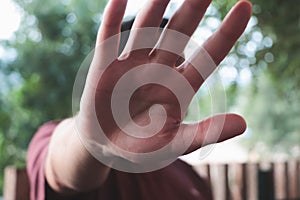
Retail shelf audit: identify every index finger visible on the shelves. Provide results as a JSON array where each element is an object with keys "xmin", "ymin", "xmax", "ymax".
[
  {"xmin": 85, "ymin": 0, "xmax": 128, "ymax": 88},
  {"xmin": 203, "ymin": 0, "xmax": 252, "ymax": 65},
  {"xmin": 182, "ymin": 0, "xmax": 252, "ymax": 91},
  {"xmin": 96, "ymin": 0, "xmax": 127, "ymax": 44}
]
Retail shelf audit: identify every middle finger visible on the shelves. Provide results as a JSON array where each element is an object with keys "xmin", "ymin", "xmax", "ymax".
[{"xmin": 152, "ymin": 0, "xmax": 212, "ymax": 66}]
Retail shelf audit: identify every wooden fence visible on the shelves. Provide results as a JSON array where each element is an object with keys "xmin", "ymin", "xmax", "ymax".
[
  {"xmin": 3, "ymin": 160, "xmax": 300, "ymax": 200},
  {"xmin": 193, "ymin": 160, "xmax": 300, "ymax": 200}
]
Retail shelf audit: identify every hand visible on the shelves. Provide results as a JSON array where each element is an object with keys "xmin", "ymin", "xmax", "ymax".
[{"xmin": 78, "ymin": 0, "xmax": 252, "ymax": 166}]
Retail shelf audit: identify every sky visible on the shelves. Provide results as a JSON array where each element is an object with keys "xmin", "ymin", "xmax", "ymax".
[
  {"xmin": 0, "ymin": 0, "xmax": 183, "ymax": 41},
  {"xmin": 0, "ymin": 0, "xmax": 21, "ymax": 40},
  {"xmin": 125, "ymin": 0, "xmax": 184, "ymax": 17}
]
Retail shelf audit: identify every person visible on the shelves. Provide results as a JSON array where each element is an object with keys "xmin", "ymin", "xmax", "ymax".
[{"xmin": 27, "ymin": 0, "xmax": 252, "ymax": 199}]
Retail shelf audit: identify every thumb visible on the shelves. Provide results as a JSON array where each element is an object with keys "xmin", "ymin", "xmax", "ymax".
[{"xmin": 179, "ymin": 113, "xmax": 246, "ymax": 155}]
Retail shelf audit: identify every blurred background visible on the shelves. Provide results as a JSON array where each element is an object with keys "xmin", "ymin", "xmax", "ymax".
[{"xmin": 0, "ymin": 0, "xmax": 299, "ymax": 196}]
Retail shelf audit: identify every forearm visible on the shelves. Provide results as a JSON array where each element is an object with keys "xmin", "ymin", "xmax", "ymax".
[{"xmin": 45, "ymin": 117, "xmax": 110, "ymax": 195}]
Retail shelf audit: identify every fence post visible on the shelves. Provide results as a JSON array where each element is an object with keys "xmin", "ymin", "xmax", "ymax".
[
  {"xmin": 246, "ymin": 163, "xmax": 258, "ymax": 200},
  {"xmin": 4, "ymin": 166, "xmax": 30, "ymax": 200},
  {"xmin": 210, "ymin": 164, "xmax": 230, "ymax": 200},
  {"xmin": 258, "ymin": 163, "xmax": 274, "ymax": 200},
  {"xmin": 298, "ymin": 161, "xmax": 300, "ymax": 198},
  {"xmin": 274, "ymin": 161, "xmax": 289, "ymax": 199},
  {"xmin": 288, "ymin": 160, "xmax": 299, "ymax": 199},
  {"xmin": 229, "ymin": 163, "xmax": 247, "ymax": 200}
]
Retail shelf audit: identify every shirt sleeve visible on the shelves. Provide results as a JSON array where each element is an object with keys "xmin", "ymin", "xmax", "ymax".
[{"xmin": 26, "ymin": 121, "xmax": 60, "ymax": 200}]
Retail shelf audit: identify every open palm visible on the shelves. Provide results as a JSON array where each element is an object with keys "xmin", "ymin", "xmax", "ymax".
[{"xmin": 78, "ymin": 0, "xmax": 251, "ymax": 165}]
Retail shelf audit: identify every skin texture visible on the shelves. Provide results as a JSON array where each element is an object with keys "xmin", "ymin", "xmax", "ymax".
[{"xmin": 45, "ymin": 0, "xmax": 252, "ymax": 196}]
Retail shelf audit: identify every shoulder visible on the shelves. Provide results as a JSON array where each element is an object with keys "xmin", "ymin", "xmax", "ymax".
[
  {"xmin": 26, "ymin": 120, "xmax": 61, "ymax": 200},
  {"xmin": 27, "ymin": 120, "xmax": 61, "ymax": 165},
  {"xmin": 27, "ymin": 121, "xmax": 61, "ymax": 160}
]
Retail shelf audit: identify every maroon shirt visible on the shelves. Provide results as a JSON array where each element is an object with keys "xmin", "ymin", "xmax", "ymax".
[{"xmin": 27, "ymin": 121, "xmax": 212, "ymax": 200}]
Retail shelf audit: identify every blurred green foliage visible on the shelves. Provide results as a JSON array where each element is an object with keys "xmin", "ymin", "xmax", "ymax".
[
  {"xmin": 252, "ymin": 0, "xmax": 300, "ymax": 90},
  {"xmin": 239, "ymin": 0, "xmax": 300, "ymax": 158}
]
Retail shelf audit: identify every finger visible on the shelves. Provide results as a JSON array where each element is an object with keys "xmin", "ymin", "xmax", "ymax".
[
  {"xmin": 86, "ymin": 0, "xmax": 127, "ymax": 88},
  {"xmin": 95, "ymin": 0, "xmax": 127, "ymax": 59},
  {"xmin": 132, "ymin": 0, "xmax": 170, "ymax": 29},
  {"xmin": 182, "ymin": 0, "xmax": 252, "ymax": 91},
  {"xmin": 92, "ymin": 0, "xmax": 127, "ymax": 68},
  {"xmin": 180, "ymin": 113, "xmax": 247, "ymax": 154},
  {"xmin": 152, "ymin": 0, "xmax": 211, "ymax": 66},
  {"xmin": 97, "ymin": 0, "xmax": 127, "ymax": 44},
  {"xmin": 203, "ymin": 0, "xmax": 252, "ymax": 65},
  {"xmin": 120, "ymin": 0, "xmax": 170, "ymax": 57}
]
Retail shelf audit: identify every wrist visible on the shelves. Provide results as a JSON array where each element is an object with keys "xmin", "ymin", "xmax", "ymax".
[{"xmin": 74, "ymin": 113, "xmax": 118, "ymax": 163}]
